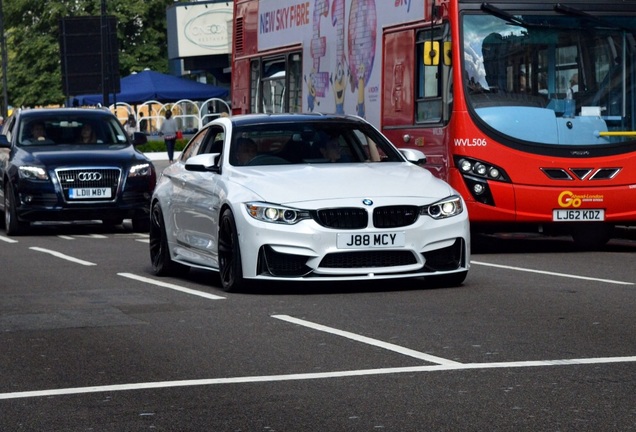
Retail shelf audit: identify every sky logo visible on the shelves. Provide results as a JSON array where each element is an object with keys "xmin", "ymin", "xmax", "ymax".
[{"xmin": 395, "ymin": 0, "xmax": 412, "ymax": 13}]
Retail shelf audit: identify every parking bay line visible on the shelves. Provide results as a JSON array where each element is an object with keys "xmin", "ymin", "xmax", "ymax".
[
  {"xmin": 1, "ymin": 355, "xmax": 635, "ymax": 400},
  {"xmin": 29, "ymin": 247, "xmax": 96, "ymax": 266},
  {"xmin": 118, "ymin": 272, "xmax": 226, "ymax": 300},
  {"xmin": 273, "ymin": 314, "xmax": 460, "ymax": 365},
  {"xmin": 472, "ymin": 260, "xmax": 634, "ymax": 285}
]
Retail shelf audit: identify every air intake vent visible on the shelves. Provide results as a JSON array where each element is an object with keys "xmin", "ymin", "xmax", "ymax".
[
  {"xmin": 541, "ymin": 168, "xmax": 572, "ymax": 180},
  {"xmin": 590, "ymin": 168, "xmax": 620, "ymax": 180},
  {"xmin": 235, "ymin": 17, "xmax": 244, "ymax": 54},
  {"xmin": 570, "ymin": 168, "xmax": 593, "ymax": 180}
]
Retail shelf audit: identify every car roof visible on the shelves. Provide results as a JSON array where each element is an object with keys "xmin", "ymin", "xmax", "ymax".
[
  {"xmin": 227, "ymin": 113, "xmax": 369, "ymax": 127},
  {"xmin": 16, "ymin": 107, "xmax": 116, "ymax": 120}
]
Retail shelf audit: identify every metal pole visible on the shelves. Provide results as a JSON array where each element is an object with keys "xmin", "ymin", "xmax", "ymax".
[
  {"xmin": 0, "ymin": 0, "xmax": 9, "ymax": 118},
  {"xmin": 101, "ymin": 0, "xmax": 109, "ymax": 106}
]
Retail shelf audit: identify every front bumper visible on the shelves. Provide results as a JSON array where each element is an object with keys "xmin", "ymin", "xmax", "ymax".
[{"xmin": 235, "ymin": 204, "xmax": 471, "ymax": 282}]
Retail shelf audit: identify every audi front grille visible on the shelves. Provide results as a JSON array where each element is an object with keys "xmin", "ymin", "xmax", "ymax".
[{"xmin": 55, "ymin": 168, "xmax": 122, "ymax": 202}]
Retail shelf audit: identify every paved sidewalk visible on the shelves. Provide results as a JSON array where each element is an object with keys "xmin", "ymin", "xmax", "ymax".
[{"xmin": 144, "ymin": 151, "xmax": 181, "ymax": 161}]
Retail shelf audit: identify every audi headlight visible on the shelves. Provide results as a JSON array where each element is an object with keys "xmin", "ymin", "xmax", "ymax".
[
  {"xmin": 18, "ymin": 166, "xmax": 48, "ymax": 180},
  {"xmin": 129, "ymin": 163, "xmax": 151, "ymax": 177},
  {"xmin": 245, "ymin": 202, "xmax": 311, "ymax": 225},
  {"xmin": 422, "ymin": 195, "xmax": 464, "ymax": 219}
]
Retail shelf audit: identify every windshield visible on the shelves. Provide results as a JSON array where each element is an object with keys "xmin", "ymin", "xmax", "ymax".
[
  {"xmin": 229, "ymin": 121, "xmax": 403, "ymax": 166},
  {"xmin": 18, "ymin": 114, "xmax": 129, "ymax": 147},
  {"xmin": 463, "ymin": 8, "xmax": 636, "ymax": 146}
]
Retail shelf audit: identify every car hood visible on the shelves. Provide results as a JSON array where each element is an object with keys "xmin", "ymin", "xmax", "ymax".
[
  {"xmin": 227, "ymin": 163, "xmax": 455, "ymax": 205},
  {"xmin": 14, "ymin": 144, "xmax": 149, "ymax": 166}
]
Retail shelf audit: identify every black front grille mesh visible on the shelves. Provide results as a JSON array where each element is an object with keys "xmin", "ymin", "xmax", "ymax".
[
  {"xmin": 320, "ymin": 250, "xmax": 417, "ymax": 268},
  {"xmin": 315, "ymin": 208, "xmax": 368, "ymax": 229},
  {"xmin": 314, "ymin": 206, "xmax": 421, "ymax": 229},
  {"xmin": 373, "ymin": 205, "xmax": 419, "ymax": 228}
]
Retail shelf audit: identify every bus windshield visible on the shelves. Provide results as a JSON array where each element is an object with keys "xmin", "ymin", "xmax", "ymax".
[{"xmin": 463, "ymin": 9, "xmax": 636, "ymax": 146}]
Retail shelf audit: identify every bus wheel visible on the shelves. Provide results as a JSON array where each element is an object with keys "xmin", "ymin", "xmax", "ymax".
[{"xmin": 571, "ymin": 223, "xmax": 613, "ymax": 250}]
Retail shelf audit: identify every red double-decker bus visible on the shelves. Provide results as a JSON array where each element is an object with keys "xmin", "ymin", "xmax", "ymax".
[{"xmin": 231, "ymin": 0, "xmax": 636, "ymax": 248}]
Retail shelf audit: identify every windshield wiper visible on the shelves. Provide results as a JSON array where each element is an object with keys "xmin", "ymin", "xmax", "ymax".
[
  {"xmin": 554, "ymin": 3, "xmax": 635, "ymax": 32},
  {"xmin": 481, "ymin": 3, "xmax": 526, "ymax": 26},
  {"xmin": 481, "ymin": 3, "xmax": 553, "ymax": 29}
]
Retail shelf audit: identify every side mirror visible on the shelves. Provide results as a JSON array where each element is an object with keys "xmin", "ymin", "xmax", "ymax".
[
  {"xmin": 399, "ymin": 148, "xmax": 427, "ymax": 165},
  {"xmin": 185, "ymin": 152, "xmax": 221, "ymax": 173},
  {"xmin": 0, "ymin": 134, "xmax": 9, "ymax": 148}
]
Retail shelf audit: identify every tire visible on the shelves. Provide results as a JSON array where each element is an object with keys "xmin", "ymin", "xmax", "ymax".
[
  {"xmin": 218, "ymin": 208, "xmax": 247, "ymax": 292},
  {"xmin": 132, "ymin": 216, "xmax": 150, "ymax": 233},
  {"xmin": 149, "ymin": 202, "xmax": 189, "ymax": 276},
  {"xmin": 4, "ymin": 185, "xmax": 28, "ymax": 236},
  {"xmin": 571, "ymin": 223, "xmax": 612, "ymax": 250}
]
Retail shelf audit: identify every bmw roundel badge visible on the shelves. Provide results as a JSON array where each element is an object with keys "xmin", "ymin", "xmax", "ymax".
[{"xmin": 362, "ymin": 199, "xmax": 373, "ymax": 206}]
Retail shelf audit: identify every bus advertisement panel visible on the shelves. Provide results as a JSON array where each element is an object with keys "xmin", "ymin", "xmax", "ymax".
[
  {"xmin": 250, "ymin": 0, "xmax": 426, "ymax": 126},
  {"xmin": 232, "ymin": 0, "xmax": 636, "ymax": 248}
]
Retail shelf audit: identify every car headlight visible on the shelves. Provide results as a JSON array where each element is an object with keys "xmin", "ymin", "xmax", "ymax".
[
  {"xmin": 129, "ymin": 163, "xmax": 152, "ymax": 177},
  {"xmin": 422, "ymin": 195, "xmax": 464, "ymax": 219},
  {"xmin": 18, "ymin": 166, "xmax": 49, "ymax": 180},
  {"xmin": 245, "ymin": 202, "xmax": 311, "ymax": 225}
]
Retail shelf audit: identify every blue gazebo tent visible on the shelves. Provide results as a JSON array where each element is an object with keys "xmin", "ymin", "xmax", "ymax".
[{"xmin": 72, "ymin": 70, "xmax": 229, "ymax": 105}]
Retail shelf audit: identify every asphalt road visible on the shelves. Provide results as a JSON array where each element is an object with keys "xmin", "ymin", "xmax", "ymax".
[{"xmin": 0, "ymin": 160, "xmax": 635, "ymax": 431}]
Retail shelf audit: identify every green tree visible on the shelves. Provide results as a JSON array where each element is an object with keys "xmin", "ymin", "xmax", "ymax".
[{"xmin": 2, "ymin": 0, "xmax": 173, "ymax": 107}]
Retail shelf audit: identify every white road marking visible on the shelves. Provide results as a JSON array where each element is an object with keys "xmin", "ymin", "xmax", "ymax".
[
  {"xmin": 273, "ymin": 314, "xmax": 460, "ymax": 365},
  {"xmin": 118, "ymin": 272, "xmax": 226, "ymax": 300},
  {"xmin": 0, "ymin": 235, "xmax": 18, "ymax": 243},
  {"xmin": 1, "ymin": 356, "xmax": 635, "ymax": 400},
  {"xmin": 57, "ymin": 234, "xmax": 109, "ymax": 240},
  {"xmin": 29, "ymin": 247, "xmax": 96, "ymax": 266},
  {"xmin": 472, "ymin": 260, "xmax": 634, "ymax": 285}
]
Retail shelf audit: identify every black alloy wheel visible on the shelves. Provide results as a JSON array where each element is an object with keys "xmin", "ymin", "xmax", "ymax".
[
  {"xmin": 218, "ymin": 208, "xmax": 246, "ymax": 292},
  {"xmin": 149, "ymin": 202, "xmax": 189, "ymax": 276}
]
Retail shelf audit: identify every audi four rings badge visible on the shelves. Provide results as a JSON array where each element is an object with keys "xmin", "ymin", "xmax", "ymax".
[{"xmin": 77, "ymin": 172, "xmax": 102, "ymax": 181}]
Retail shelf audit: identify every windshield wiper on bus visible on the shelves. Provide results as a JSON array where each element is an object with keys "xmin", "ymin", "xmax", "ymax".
[
  {"xmin": 554, "ymin": 3, "xmax": 636, "ymax": 32},
  {"xmin": 480, "ymin": 3, "xmax": 554, "ymax": 29}
]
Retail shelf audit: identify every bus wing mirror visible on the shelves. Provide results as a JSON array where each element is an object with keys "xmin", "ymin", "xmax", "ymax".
[
  {"xmin": 423, "ymin": 41, "xmax": 440, "ymax": 66},
  {"xmin": 444, "ymin": 41, "xmax": 452, "ymax": 66}
]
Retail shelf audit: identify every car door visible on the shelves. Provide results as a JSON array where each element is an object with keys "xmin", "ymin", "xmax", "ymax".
[
  {"xmin": 0, "ymin": 114, "xmax": 18, "ymax": 210},
  {"xmin": 173, "ymin": 125, "xmax": 226, "ymax": 268}
]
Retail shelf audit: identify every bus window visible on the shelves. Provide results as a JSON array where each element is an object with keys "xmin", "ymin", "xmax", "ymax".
[
  {"xmin": 254, "ymin": 53, "xmax": 303, "ymax": 114},
  {"xmin": 261, "ymin": 59, "xmax": 286, "ymax": 113},
  {"xmin": 463, "ymin": 11, "xmax": 636, "ymax": 146},
  {"xmin": 415, "ymin": 27, "xmax": 447, "ymax": 124}
]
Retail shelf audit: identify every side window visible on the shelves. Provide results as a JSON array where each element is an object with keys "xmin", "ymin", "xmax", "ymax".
[
  {"xmin": 415, "ymin": 27, "xmax": 447, "ymax": 124},
  {"xmin": 254, "ymin": 51, "xmax": 302, "ymax": 114},
  {"xmin": 179, "ymin": 129, "xmax": 207, "ymax": 162},
  {"xmin": 199, "ymin": 126, "xmax": 225, "ymax": 155}
]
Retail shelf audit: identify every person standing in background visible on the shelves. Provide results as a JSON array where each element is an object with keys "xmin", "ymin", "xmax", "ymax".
[
  {"xmin": 160, "ymin": 109, "xmax": 179, "ymax": 163},
  {"xmin": 138, "ymin": 113, "xmax": 148, "ymax": 134},
  {"xmin": 124, "ymin": 113, "xmax": 137, "ymax": 138}
]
